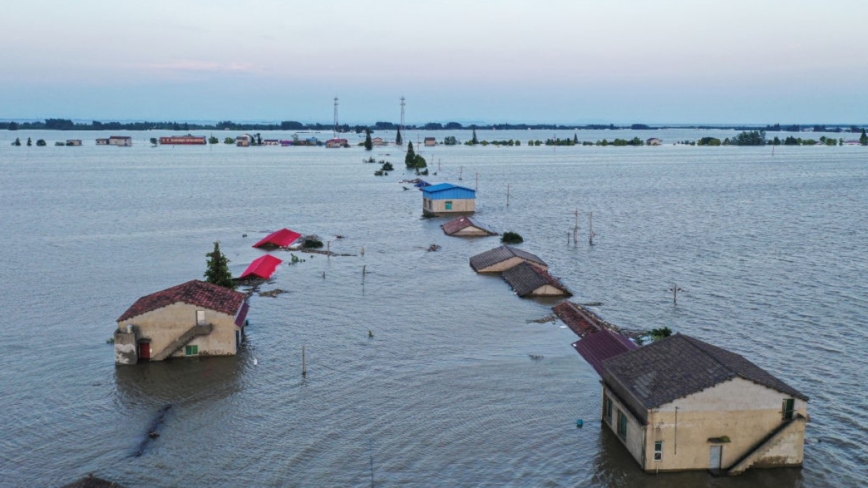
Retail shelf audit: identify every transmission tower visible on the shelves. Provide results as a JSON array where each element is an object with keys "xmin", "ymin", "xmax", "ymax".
[
  {"xmin": 400, "ymin": 96, "xmax": 405, "ymax": 132},
  {"xmin": 333, "ymin": 96, "xmax": 339, "ymax": 137}
]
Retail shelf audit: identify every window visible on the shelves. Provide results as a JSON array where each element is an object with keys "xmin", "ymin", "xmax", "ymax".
[
  {"xmin": 782, "ymin": 398, "xmax": 795, "ymax": 420},
  {"xmin": 603, "ymin": 395, "xmax": 613, "ymax": 423},
  {"xmin": 445, "ymin": 201, "xmax": 453, "ymax": 210},
  {"xmin": 196, "ymin": 310, "xmax": 206, "ymax": 326},
  {"xmin": 617, "ymin": 410, "xmax": 627, "ymax": 440},
  {"xmin": 185, "ymin": 345, "xmax": 199, "ymax": 356},
  {"xmin": 654, "ymin": 441, "xmax": 663, "ymax": 461}
]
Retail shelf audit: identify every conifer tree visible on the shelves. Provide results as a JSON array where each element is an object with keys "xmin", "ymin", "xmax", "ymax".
[
  {"xmin": 204, "ymin": 241, "xmax": 235, "ymax": 289},
  {"xmin": 471, "ymin": 127, "xmax": 479, "ymax": 145},
  {"xmin": 396, "ymin": 128, "xmax": 403, "ymax": 146},
  {"xmin": 405, "ymin": 141, "xmax": 416, "ymax": 168},
  {"xmin": 364, "ymin": 129, "xmax": 373, "ymax": 150},
  {"xmin": 860, "ymin": 129, "xmax": 868, "ymax": 146}
]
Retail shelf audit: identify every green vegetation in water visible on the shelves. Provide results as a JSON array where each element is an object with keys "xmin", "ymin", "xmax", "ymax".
[
  {"xmin": 405, "ymin": 142, "xmax": 427, "ymax": 169},
  {"xmin": 208, "ymin": 136, "xmax": 219, "ymax": 144},
  {"xmin": 224, "ymin": 137, "xmax": 235, "ymax": 145},
  {"xmin": 501, "ymin": 231, "xmax": 524, "ymax": 244},
  {"xmin": 364, "ymin": 129, "xmax": 373, "ymax": 151},
  {"xmin": 303, "ymin": 236, "xmax": 324, "ymax": 249},
  {"xmin": 204, "ymin": 241, "xmax": 235, "ymax": 289},
  {"xmin": 149, "ymin": 137, "xmax": 158, "ymax": 146},
  {"xmin": 36, "ymin": 139, "xmax": 46, "ymax": 146}
]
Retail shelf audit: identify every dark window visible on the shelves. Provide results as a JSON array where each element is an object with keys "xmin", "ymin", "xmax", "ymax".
[
  {"xmin": 603, "ymin": 395, "xmax": 613, "ymax": 423},
  {"xmin": 185, "ymin": 345, "xmax": 198, "ymax": 356},
  {"xmin": 654, "ymin": 441, "xmax": 663, "ymax": 461},
  {"xmin": 783, "ymin": 398, "xmax": 795, "ymax": 420},
  {"xmin": 617, "ymin": 410, "xmax": 627, "ymax": 440}
]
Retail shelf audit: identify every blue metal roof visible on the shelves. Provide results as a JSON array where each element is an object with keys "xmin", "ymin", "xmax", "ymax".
[{"xmin": 421, "ymin": 183, "xmax": 476, "ymax": 200}]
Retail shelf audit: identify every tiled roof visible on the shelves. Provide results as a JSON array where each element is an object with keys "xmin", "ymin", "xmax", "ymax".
[
  {"xmin": 501, "ymin": 262, "xmax": 571, "ymax": 297},
  {"xmin": 553, "ymin": 301, "xmax": 604, "ymax": 337},
  {"xmin": 441, "ymin": 216, "xmax": 497, "ymax": 236},
  {"xmin": 572, "ymin": 329, "xmax": 637, "ymax": 377},
  {"xmin": 469, "ymin": 246, "xmax": 547, "ymax": 272},
  {"xmin": 603, "ymin": 334, "xmax": 808, "ymax": 412},
  {"xmin": 118, "ymin": 280, "xmax": 246, "ymax": 322}
]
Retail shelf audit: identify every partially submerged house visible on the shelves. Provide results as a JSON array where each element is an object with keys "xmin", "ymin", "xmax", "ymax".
[
  {"xmin": 372, "ymin": 137, "xmax": 385, "ymax": 146},
  {"xmin": 114, "ymin": 280, "xmax": 249, "ymax": 365},
  {"xmin": 109, "ymin": 135, "xmax": 132, "ymax": 147},
  {"xmin": 646, "ymin": 137, "xmax": 663, "ymax": 146},
  {"xmin": 469, "ymin": 245, "xmax": 547, "ymax": 273},
  {"xmin": 597, "ymin": 334, "xmax": 808, "ymax": 475},
  {"xmin": 325, "ymin": 138, "xmax": 349, "ymax": 148},
  {"xmin": 238, "ymin": 254, "xmax": 282, "ymax": 280},
  {"xmin": 422, "ymin": 183, "xmax": 476, "ymax": 216},
  {"xmin": 501, "ymin": 262, "xmax": 571, "ymax": 297},
  {"xmin": 441, "ymin": 215, "xmax": 497, "ymax": 237},
  {"xmin": 252, "ymin": 228, "xmax": 301, "ymax": 249},
  {"xmin": 553, "ymin": 301, "xmax": 609, "ymax": 338},
  {"xmin": 424, "ymin": 137, "xmax": 436, "ymax": 146}
]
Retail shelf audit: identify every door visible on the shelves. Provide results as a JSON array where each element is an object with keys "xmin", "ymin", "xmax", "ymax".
[
  {"xmin": 709, "ymin": 446, "xmax": 722, "ymax": 470},
  {"xmin": 138, "ymin": 341, "xmax": 151, "ymax": 360}
]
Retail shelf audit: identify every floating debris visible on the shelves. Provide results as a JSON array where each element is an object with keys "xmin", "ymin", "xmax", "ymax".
[
  {"xmin": 258, "ymin": 289, "xmax": 287, "ymax": 298},
  {"xmin": 528, "ymin": 354, "xmax": 544, "ymax": 361},
  {"xmin": 427, "ymin": 244, "xmax": 441, "ymax": 252},
  {"xmin": 526, "ymin": 315, "xmax": 557, "ymax": 324}
]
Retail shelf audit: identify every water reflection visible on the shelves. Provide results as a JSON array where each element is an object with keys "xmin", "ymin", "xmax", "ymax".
[{"xmin": 591, "ymin": 425, "xmax": 805, "ymax": 487}]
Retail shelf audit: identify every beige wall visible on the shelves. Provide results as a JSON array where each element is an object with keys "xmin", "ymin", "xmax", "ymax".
[
  {"xmin": 602, "ymin": 385, "xmax": 646, "ymax": 465},
  {"xmin": 478, "ymin": 256, "xmax": 549, "ymax": 273},
  {"xmin": 643, "ymin": 378, "xmax": 806, "ymax": 472},
  {"xmin": 527, "ymin": 284, "xmax": 568, "ymax": 296},
  {"xmin": 117, "ymin": 302, "xmax": 239, "ymax": 361},
  {"xmin": 423, "ymin": 198, "xmax": 475, "ymax": 216},
  {"xmin": 453, "ymin": 227, "xmax": 490, "ymax": 237}
]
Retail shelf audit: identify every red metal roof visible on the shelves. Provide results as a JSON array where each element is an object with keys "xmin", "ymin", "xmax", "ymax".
[
  {"xmin": 553, "ymin": 301, "xmax": 605, "ymax": 337},
  {"xmin": 238, "ymin": 254, "xmax": 283, "ymax": 279},
  {"xmin": 252, "ymin": 228, "xmax": 301, "ymax": 248},
  {"xmin": 118, "ymin": 280, "xmax": 246, "ymax": 322},
  {"xmin": 572, "ymin": 329, "xmax": 637, "ymax": 377}
]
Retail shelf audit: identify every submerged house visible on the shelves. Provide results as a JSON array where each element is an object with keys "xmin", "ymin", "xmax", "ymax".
[
  {"xmin": 424, "ymin": 137, "xmax": 436, "ymax": 146},
  {"xmin": 441, "ymin": 215, "xmax": 497, "ymax": 237},
  {"xmin": 646, "ymin": 137, "xmax": 663, "ymax": 146},
  {"xmin": 469, "ymin": 245, "xmax": 547, "ymax": 273},
  {"xmin": 114, "ymin": 280, "xmax": 249, "ymax": 365},
  {"xmin": 109, "ymin": 135, "xmax": 132, "ymax": 147},
  {"xmin": 422, "ymin": 183, "xmax": 476, "ymax": 216},
  {"xmin": 571, "ymin": 328, "xmax": 638, "ymax": 376},
  {"xmin": 238, "ymin": 254, "xmax": 282, "ymax": 280},
  {"xmin": 252, "ymin": 228, "xmax": 301, "ymax": 249},
  {"xmin": 596, "ymin": 334, "xmax": 808, "ymax": 475},
  {"xmin": 501, "ymin": 262, "xmax": 571, "ymax": 297}
]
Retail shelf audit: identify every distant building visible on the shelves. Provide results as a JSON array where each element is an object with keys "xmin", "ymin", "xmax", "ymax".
[
  {"xmin": 469, "ymin": 245, "xmax": 547, "ymax": 274},
  {"xmin": 114, "ymin": 280, "xmax": 249, "ymax": 365},
  {"xmin": 441, "ymin": 215, "xmax": 497, "ymax": 237},
  {"xmin": 95, "ymin": 138, "xmax": 109, "ymax": 146},
  {"xmin": 159, "ymin": 136, "xmax": 206, "ymax": 145},
  {"xmin": 66, "ymin": 139, "xmax": 82, "ymax": 146},
  {"xmin": 372, "ymin": 137, "xmax": 385, "ymax": 146},
  {"xmin": 646, "ymin": 137, "xmax": 662, "ymax": 146},
  {"xmin": 263, "ymin": 139, "xmax": 279, "ymax": 146},
  {"xmin": 421, "ymin": 183, "xmax": 475, "ymax": 216},
  {"xmin": 236, "ymin": 134, "xmax": 251, "ymax": 147},
  {"xmin": 596, "ymin": 334, "xmax": 808, "ymax": 475},
  {"xmin": 109, "ymin": 136, "xmax": 132, "ymax": 147},
  {"xmin": 424, "ymin": 137, "xmax": 436, "ymax": 146},
  {"xmin": 279, "ymin": 140, "xmax": 293, "ymax": 147},
  {"xmin": 501, "ymin": 262, "xmax": 571, "ymax": 297},
  {"xmin": 325, "ymin": 138, "xmax": 349, "ymax": 148}
]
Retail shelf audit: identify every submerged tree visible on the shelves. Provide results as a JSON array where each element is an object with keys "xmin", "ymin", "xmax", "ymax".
[
  {"xmin": 861, "ymin": 129, "xmax": 868, "ymax": 146},
  {"xmin": 395, "ymin": 128, "xmax": 403, "ymax": 146},
  {"xmin": 471, "ymin": 126, "xmax": 479, "ymax": 145},
  {"xmin": 204, "ymin": 241, "xmax": 235, "ymax": 289},
  {"xmin": 364, "ymin": 129, "xmax": 373, "ymax": 151},
  {"xmin": 405, "ymin": 141, "xmax": 416, "ymax": 168}
]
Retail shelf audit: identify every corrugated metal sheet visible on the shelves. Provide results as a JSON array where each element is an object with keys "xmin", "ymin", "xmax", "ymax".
[
  {"xmin": 422, "ymin": 183, "xmax": 476, "ymax": 200},
  {"xmin": 238, "ymin": 254, "xmax": 283, "ymax": 279},
  {"xmin": 552, "ymin": 301, "xmax": 606, "ymax": 338},
  {"xmin": 234, "ymin": 301, "xmax": 250, "ymax": 328},
  {"xmin": 253, "ymin": 228, "xmax": 301, "ymax": 248},
  {"xmin": 572, "ymin": 329, "xmax": 637, "ymax": 377}
]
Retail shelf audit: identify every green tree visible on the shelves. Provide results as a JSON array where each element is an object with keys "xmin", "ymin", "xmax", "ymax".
[
  {"xmin": 12, "ymin": 137, "xmax": 21, "ymax": 146},
  {"xmin": 204, "ymin": 242, "xmax": 235, "ymax": 289},
  {"xmin": 364, "ymin": 129, "xmax": 373, "ymax": 151},
  {"xmin": 396, "ymin": 128, "xmax": 403, "ymax": 146},
  {"xmin": 27, "ymin": 137, "xmax": 32, "ymax": 146},
  {"xmin": 471, "ymin": 126, "xmax": 479, "ymax": 145},
  {"xmin": 208, "ymin": 136, "xmax": 219, "ymax": 144},
  {"xmin": 224, "ymin": 137, "xmax": 235, "ymax": 144},
  {"xmin": 443, "ymin": 136, "xmax": 457, "ymax": 145},
  {"xmin": 860, "ymin": 129, "xmax": 868, "ymax": 146},
  {"xmin": 405, "ymin": 141, "xmax": 416, "ymax": 168},
  {"xmin": 36, "ymin": 139, "xmax": 46, "ymax": 146},
  {"xmin": 149, "ymin": 137, "xmax": 158, "ymax": 146},
  {"xmin": 8, "ymin": 121, "xmax": 18, "ymax": 131}
]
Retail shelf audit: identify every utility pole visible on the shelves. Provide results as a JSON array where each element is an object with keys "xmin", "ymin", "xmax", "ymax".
[
  {"xmin": 573, "ymin": 207, "xmax": 579, "ymax": 245},
  {"xmin": 669, "ymin": 283, "xmax": 684, "ymax": 304},
  {"xmin": 333, "ymin": 96, "xmax": 339, "ymax": 139},
  {"xmin": 507, "ymin": 184, "xmax": 510, "ymax": 207},
  {"xmin": 588, "ymin": 211, "xmax": 596, "ymax": 245},
  {"xmin": 400, "ymin": 96, "xmax": 405, "ymax": 133}
]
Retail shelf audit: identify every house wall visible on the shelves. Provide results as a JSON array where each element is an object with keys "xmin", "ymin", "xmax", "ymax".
[
  {"xmin": 423, "ymin": 198, "xmax": 475, "ymax": 216},
  {"xmin": 116, "ymin": 302, "xmax": 238, "ymax": 362},
  {"xmin": 114, "ymin": 326, "xmax": 138, "ymax": 365},
  {"xmin": 454, "ymin": 226, "xmax": 490, "ymax": 237},
  {"xmin": 602, "ymin": 384, "xmax": 647, "ymax": 466},
  {"xmin": 643, "ymin": 377, "xmax": 807, "ymax": 472},
  {"xmin": 526, "ymin": 284, "xmax": 568, "ymax": 296},
  {"xmin": 479, "ymin": 257, "xmax": 548, "ymax": 273}
]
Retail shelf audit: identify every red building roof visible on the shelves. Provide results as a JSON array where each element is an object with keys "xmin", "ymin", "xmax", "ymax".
[
  {"xmin": 252, "ymin": 228, "xmax": 301, "ymax": 249},
  {"xmin": 553, "ymin": 301, "xmax": 605, "ymax": 338},
  {"xmin": 118, "ymin": 280, "xmax": 246, "ymax": 322},
  {"xmin": 238, "ymin": 254, "xmax": 283, "ymax": 279},
  {"xmin": 572, "ymin": 329, "xmax": 637, "ymax": 377}
]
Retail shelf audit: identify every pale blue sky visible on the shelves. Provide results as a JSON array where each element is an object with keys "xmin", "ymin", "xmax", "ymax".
[{"xmin": 2, "ymin": 0, "xmax": 866, "ymax": 124}]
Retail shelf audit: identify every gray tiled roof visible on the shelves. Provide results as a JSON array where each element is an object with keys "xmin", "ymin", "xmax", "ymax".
[
  {"xmin": 603, "ymin": 334, "xmax": 808, "ymax": 412},
  {"xmin": 501, "ymin": 262, "xmax": 570, "ymax": 297},
  {"xmin": 469, "ymin": 246, "xmax": 546, "ymax": 272}
]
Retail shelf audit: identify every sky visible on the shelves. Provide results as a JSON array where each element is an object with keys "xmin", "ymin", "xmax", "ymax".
[{"xmin": 2, "ymin": 0, "xmax": 867, "ymax": 125}]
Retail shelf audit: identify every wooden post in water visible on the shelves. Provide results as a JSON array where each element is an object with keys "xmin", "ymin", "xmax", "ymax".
[
  {"xmin": 327, "ymin": 241, "xmax": 331, "ymax": 260},
  {"xmin": 573, "ymin": 207, "xmax": 579, "ymax": 246},
  {"xmin": 507, "ymin": 184, "xmax": 510, "ymax": 207},
  {"xmin": 588, "ymin": 211, "xmax": 595, "ymax": 245},
  {"xmin": 670, "ymin": 283, "xmax": 683, "ymax": 304},
  {"xmin": 475, "ymin": 173, "xmax": 479, "ymax": 192},
  {"xmin": 438, "ymin": 159, "xmax": 441, "ymax": 172},
  {"xmin": 459, "ymin": 166, "xmax": 463, "ymax": 181},
  {"xmin": 302, "ymin": 345, "xmax": 307, "ymax": 377}
]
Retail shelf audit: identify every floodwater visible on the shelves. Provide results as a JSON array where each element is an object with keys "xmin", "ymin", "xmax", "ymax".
[{"xmin": 1, "ymin": 129, "xmax": 866, "ymax": 487}]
